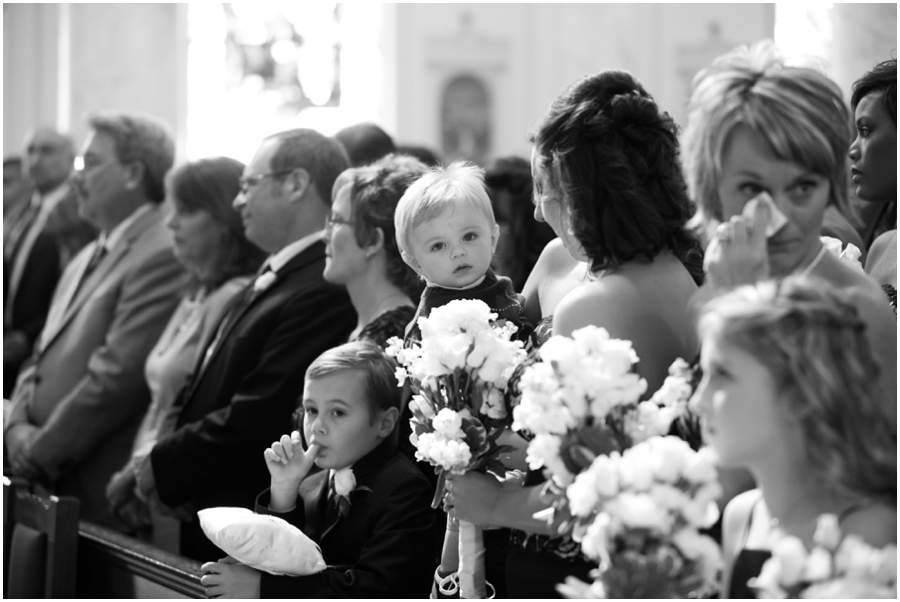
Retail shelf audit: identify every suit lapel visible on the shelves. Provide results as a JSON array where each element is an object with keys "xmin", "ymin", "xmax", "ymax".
[
  {"xmin": 184, "ymin": 241, "xmax": 327, "ymax": 397},
  {"xmin": 39, "ymin": 207, "xmax": 161, "ymax": 352}
]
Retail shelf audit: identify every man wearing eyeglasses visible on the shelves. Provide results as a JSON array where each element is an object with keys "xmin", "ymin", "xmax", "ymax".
[
  {"xmin": 4, "ymin": 113, "xmax": 186, "ymax": 530},
  {"xmin": 140, "ymin": 128, "xmax": 356, "ymax": 561}
]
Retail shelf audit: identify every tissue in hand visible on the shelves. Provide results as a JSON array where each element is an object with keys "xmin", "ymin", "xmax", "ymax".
[{"xmin": 742, "ymin": 192, "xmax": 788, "ymax": 238}]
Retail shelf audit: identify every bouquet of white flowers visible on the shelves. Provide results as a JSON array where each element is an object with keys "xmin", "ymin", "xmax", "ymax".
[
  {"xmin": 749, "ymin": 513, "xmax": 897, "ymax": 598},
  {"xmin": 556, "ymin": 436, "xmax": 723, "ymax": 599},
  {"xmin": 386, "ymin": 299, "xmax": 526, "ymax": 598},
  {"xmin": 512, "ymin": 326, "xmax": 691, "ymax": 493}
]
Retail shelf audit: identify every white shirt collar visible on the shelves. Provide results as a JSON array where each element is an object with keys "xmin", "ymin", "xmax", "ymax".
[
  {"xmin": 32, "ymin": 181, "xmax": 71, "ymax": 213},
  {"xmin": 265, "ymin": 230, "xmax": 324, "ymax": 273},
  {"xmin": 99, "ymin": 203, "xmax": 154, "ymax": 251}
]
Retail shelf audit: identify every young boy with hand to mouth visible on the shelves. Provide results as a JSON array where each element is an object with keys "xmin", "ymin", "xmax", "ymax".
[{"xmin": 200, "ymin": 341, "xmax": 435, "ymax": 598}]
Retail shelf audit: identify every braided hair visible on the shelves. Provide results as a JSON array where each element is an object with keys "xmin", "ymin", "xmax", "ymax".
[
  {"xmin": 699, "ymin": 276, "xmax": 896, "ymax": 504},
  {"xmin": 531, "ymin": 70, "xmax": 704, "ymax": 285}
]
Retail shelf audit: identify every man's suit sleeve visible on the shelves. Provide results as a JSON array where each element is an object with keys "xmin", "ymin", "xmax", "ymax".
[
  {"xmin": 259, "ymin": 473, "xmax": 435, "ymax": 598},
  {"xmin": 28, "ymin": 248, "xmax": 184, "ymax": 480},
  {"xmin": 151, "ymin": 282, "xmax": 354, "ymax": 507}
]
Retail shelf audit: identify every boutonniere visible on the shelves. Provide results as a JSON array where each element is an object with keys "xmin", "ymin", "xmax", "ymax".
[
  {"xmin": 332, "ymin": 467, "xmax": 372, "ymax": 519},
  {"xmin": 253, "ymin": 270, "xmax": 277, "ymax": 293}
]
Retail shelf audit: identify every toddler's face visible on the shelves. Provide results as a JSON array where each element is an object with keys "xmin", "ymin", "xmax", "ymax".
[
  {"xmin": 405, "ymin": 206, "xmax": 498, "ymax": 288},
  {"xmin": 301, "ymin": 371, "xmax": 387, "ymax": 471}
]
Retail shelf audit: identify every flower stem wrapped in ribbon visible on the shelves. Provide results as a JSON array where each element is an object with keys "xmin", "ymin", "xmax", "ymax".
[{"xmin": 386, "ymin": 299, "xmax": 526, "ymax": 599}]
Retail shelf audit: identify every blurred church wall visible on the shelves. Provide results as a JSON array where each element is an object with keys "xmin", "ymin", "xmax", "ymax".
[
  {"xmin": 3, "ymin": 4, "xmax": 186, "ymax": 158},
  {"xmin": 391, "ymin": 3, "xmax": 775, "ymax": 163},
  {"xmin": 3, "ymin": 4, "xmax": 896, "ymax": 166}
]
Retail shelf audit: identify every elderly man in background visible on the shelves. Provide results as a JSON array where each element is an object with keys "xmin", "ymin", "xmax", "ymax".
[
  {"xmin": 3, "ymin": 129, "xmax": 98, "ymax": 396},
  {"xmin": 4, "ymin": 113, "xmax": 186, "ymax": 530},
  {"xmin": 138, "ymin": 128, "xmax": 356, "ymax": 561}
]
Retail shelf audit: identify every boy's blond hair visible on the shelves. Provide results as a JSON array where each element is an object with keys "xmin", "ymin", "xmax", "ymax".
[{"xmin": 394, "ymin": 160, "xmax": 496, "ymax": 258}]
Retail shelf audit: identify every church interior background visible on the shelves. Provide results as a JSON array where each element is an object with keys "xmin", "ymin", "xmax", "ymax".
[{"xmin": 3, "ymin": 3, "xmax": 897, "ymax": 168}]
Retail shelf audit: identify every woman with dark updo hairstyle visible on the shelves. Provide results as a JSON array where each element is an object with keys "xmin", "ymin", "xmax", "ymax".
[
  {"xmin": 105, "ymin": 156, "xmax": 266, "ymax": 548},
  {"xmin": 444, "ymin": 70, "xmax": 705, "ymax": 598}
]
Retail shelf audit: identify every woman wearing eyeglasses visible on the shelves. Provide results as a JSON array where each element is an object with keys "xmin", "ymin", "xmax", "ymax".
[{"xmin": 321, "ymin": 153, "xmax": 427, "ymax": 348}]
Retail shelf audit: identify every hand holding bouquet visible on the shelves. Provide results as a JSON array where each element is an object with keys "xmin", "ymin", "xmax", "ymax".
[{"xmin": 386, "ymin": 299, "xmax": 526, "ymax": 598}]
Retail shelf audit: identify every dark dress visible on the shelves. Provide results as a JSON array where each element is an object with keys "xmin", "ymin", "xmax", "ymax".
[
  {"xmin": 356, "ymin": 305, "xmax": 416, "ymax": 348},
  {"xmin": 505, "ymin": 316, "xmax": 595, "ymax": 598}
]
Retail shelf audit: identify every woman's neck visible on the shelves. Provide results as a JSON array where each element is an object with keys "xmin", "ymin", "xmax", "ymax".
[
  {"xmin": 751, "ymin": 460, "xmax": 856, "ymax": 544},
  {"xmin": 346, "ymin": 270, "xmax": 413, "ymax": 333}
]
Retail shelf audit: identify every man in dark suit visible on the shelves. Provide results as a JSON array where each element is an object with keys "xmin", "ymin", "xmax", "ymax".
[
  {"xmin": 137, "ymin": 128, "xmax": 357, "ymax": 561},
  {"xmin": 4, "ymin": 113, "xmax": 186, "ymax": 529}
]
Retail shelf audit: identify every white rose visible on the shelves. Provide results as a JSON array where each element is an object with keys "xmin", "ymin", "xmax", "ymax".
[
  {"xmin": 333, "ymin": 467, "xmax": 356, "ymax": 496},
  {"xmin": 771, "ymin": 535, "xmax": 808, "ymax": 586},
  {"xmin": 604, "ymin": 492, "xmax": 671, "ymax": 532},
  {"xmin": 812, "ymin": 513, "xmax": 841, "ymax": 552},
  {"xmin": 432, "ymin": 408, "xmax": 463, "ymax": 438}
]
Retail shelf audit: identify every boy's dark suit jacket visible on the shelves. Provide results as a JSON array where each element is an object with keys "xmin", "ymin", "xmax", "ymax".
[
  {"xmin": 256, "ymin": 441, "xmax": 435, "ymax": 598},
  {"xmin": 151, "ymin": 241, "xmax": 355, "ymax": 559}
]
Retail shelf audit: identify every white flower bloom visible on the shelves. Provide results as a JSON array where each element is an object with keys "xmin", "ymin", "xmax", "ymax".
[
  {"xmin": 812, "ymin": 513, "xmax": 841, "ymax": 552},
  {"xmin": 748, "ymin": 557, "xmax": 788, "ymax": 599},
  {"xmin": 646, "ymin": 436, "xmax": 692, "ymax": 483},
  {"xmin": 771, "ymin": 535, "xmax": 808, "ymax": 586},
  {"xmin": 604, "ymin": 492, "xmax": 671, "ymax": 532},
  {"xmin": 414, "ymin": 432, "xmax": 437, "ymax": 463},
  {"xmin": 525, "ymin": 434, "xmax": 573, "ymax": 486},
  {"xmin": 432, "ymin": 408, "xmax": 464, "ymax": 438},
  {"xmin": 333, "ymin": 467, "xmax": 356, "ymax": 496},
  {"xmin": 567, "ymin": 470, "xmax": 601, "ymax": 517},
  {"xmin": 384, "ymin": 336, "xmax": 403, "ymax": 358},
  {"xmin": 802, "ymin": 547, "xmax": 833, "ymax": 582},
  {"xmin": 431, "ymin": 438, "xmax": 472, "ymax": 472},
  {"xmin": 580, "ymin": 512, "xmax": 614, "ymax": 562},
  {"xmin": 618, "ymin": 445, "xmax": 654, "ymax": 492},
  {"xmin": 683, "ymin": 447, "xmax": 719, "ymax": 485},
  {"xmin": 672, "ymin": 528, "xmax": 723, "ymax": 586},
  {"xmin": 648, "ymin": 483, "xmax": 689, "ymax": 512},
  {"xmin": 394, "ymin": 366, "xmax": 409, "ymax": 386},
  {"xmin": 588, "ymin": 453, "xmax": 619, "ymax": 498}
]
